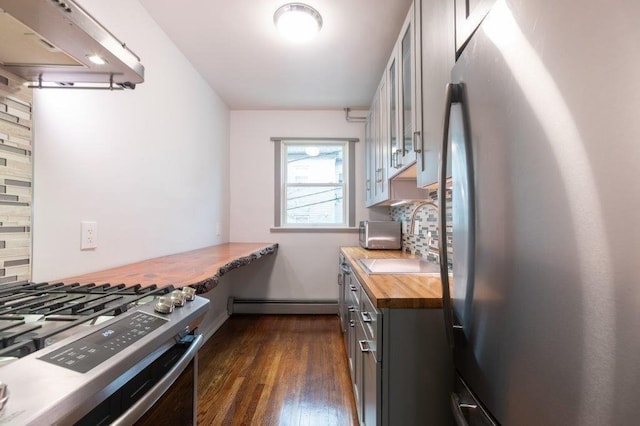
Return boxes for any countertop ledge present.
[61,243,279,294]
[340,246,444,309]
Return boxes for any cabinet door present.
[397,2,418,171]
[364,114,374,206]
[347,286,358,380]
[374,75,389,204]
[416,0,455,187]
[365,77,385,207]
[338,258,350,334]
[387,53,400,175]
[362,346,380,426]
[350,310,361,419]
[355,322,367,424]
[454,0,495,55]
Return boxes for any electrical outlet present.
[81,221,97,250]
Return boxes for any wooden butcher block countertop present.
[340,246,444,309]
[62,243,278,294]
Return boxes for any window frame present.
[273,137,357,229]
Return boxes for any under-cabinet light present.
[86,54,107,65]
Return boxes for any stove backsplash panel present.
[0,69,33,285]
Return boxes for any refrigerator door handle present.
[439,82,475,349]
[438,83,461,349]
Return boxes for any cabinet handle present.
[348,305,356,312]
[361,311,372,323]
[358,340,371,353]
[349,285,358,292]
[366,179,371,191]
[350,320,356,327]
[395,149,403,168]
[414,131,422,153]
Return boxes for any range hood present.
[0,0,144,89]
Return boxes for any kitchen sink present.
[356,258,441,275]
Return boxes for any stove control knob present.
[182,286,196,301]
[154,296,174,314]
[171,290,186,307]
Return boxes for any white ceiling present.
[138,0,413,110]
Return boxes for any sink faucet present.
[409,201,438,236]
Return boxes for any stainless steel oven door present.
[77,333,203,426]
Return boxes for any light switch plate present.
[81,221,97,250]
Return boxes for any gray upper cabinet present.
[390,2,419,176]
[365,114,374,206]
[415,0,455,188]
[375,75,389,204]
[387,52,399,174]
[454,0,495,55]
[366,2,422,207]
[400,12,418,168]
[365,72,390,207]
[367,0,496,193]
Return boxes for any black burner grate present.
[0,282,176,357]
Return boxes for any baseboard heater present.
[228,297,338,315]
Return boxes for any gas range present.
[0,281,209,425]
[0,281,181,358]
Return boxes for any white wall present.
[31,0,230,283]
[229,110,384,300]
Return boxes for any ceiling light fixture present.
[274,3,323,43]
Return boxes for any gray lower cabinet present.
[340,259,454,425]
[381,308,453,425]
[359,321,380,426]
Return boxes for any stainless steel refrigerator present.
[437,0,640,424]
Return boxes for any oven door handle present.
[111,333,204,426]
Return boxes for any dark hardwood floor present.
[197,315,358,425]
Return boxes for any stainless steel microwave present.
[359,221,402,250]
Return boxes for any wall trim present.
[228,297,338,315]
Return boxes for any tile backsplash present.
[390,187,453,266]
[0,70,33,285]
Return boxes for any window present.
[273,138,357,228]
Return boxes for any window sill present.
[270,227,359,233]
